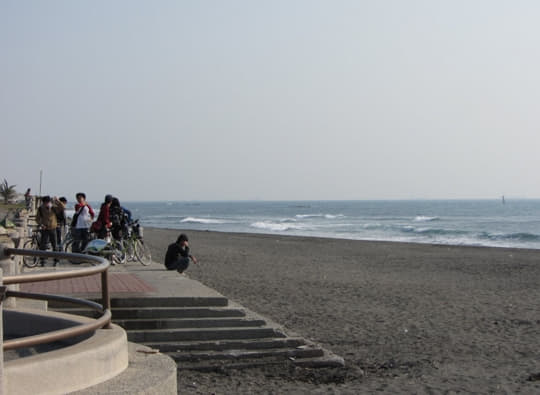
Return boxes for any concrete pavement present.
[20,259,224,301]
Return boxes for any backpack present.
[71,206,85,228]
[110,206,124,227]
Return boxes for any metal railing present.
[2,248,111,351]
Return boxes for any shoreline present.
[143,227,540,394]
[146,225,540,253]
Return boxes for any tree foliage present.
[0,179,17,204]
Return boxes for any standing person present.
[110,197,128,240]
[92,194,113,239]
[121,203,132,224]
[53,196,67,248]
[36,196,59,266]
[24,188,32,210]
[164,234,198,274]
[72,192,95,253]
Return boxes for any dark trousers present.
[56,226,63,248]
[73,228,90,253]
[166,257,190,273]
[40,229,58,263]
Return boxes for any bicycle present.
[22,226,62,268]
[129,220,152,266]
[116,220,152,266]
[63,227,93,263]
[84,236,126,265]
[53,225,72,253]
[22,227,43,268]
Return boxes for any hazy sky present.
[2,1,540,201]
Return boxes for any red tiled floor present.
[20,273,155,294]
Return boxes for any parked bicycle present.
[61,219,151,266]
[84,237,126,266]
[126,219,152,266]
[22,226,67,268]
[63,227,93,262]
[22,227,43,268]
[115,220,152,266]
[58,226,73,252]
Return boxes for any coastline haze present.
[1,1,539,201]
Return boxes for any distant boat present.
[502,195,506,205]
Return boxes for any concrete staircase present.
[51,296,344,371]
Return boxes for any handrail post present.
[0,239,16,309]
[0,266,6,394]
[101,270,111,329]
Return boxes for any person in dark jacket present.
[164,234,198,274]
[110,197,128,240]
[92,194,113,239]
[36,195,59,266]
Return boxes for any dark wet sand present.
[145,228,540,394]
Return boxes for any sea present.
[87,199,540,250]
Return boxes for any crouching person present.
[165,234,197,274]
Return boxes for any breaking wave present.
[251,221,308,232]
[414,216,439,222]
[479,232,540,242]
[295,213,344,219]
[180,217,227,224]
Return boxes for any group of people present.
[34,192,198,274]
[71,193,133,253]
[90,194,132,241]
[34,192,132,266]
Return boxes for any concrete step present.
[53,306,246,319]
[173,354,346,372]
[50,296,228,309]
[138,337,344,371]
[141,337,307,353]
[50,295,345,372]
[108,297,228,308]
[127,326,285,343]
[115,306,247,319]
[168,345,324,363]
[115,317,266,330]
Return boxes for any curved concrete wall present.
[4,309,128,395]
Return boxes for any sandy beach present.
[142,227,540,394]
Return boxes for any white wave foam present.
[325,214,344,219]
[414,216,439,222]
[251,221,306,232]
[295,214,323,219]
[180,217,226,224]
[295,213,344,219]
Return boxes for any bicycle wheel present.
[125,239,136,262]
[135,239,152,266]
[64,239,83,264]
[111,240,127,264]
[62,231,73,252]
[23,238,40,268]
[63,239,73,253]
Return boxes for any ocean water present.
[109,200,540,250]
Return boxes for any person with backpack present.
[92,194,113,239]
[72,192,95,253]
[36,195,59,266]
[110,197,128,240]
